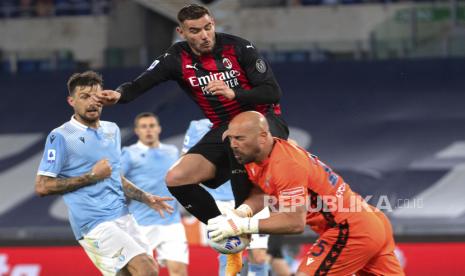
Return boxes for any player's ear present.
[67,96,75,108]
[176,26,184,38]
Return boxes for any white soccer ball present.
[207,233,250,254]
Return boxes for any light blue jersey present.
[182,119,234,201]
[37,117,128,240]
[121,142,181,226]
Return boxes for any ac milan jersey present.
[117,33,282,127]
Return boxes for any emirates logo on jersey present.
[188,70,241,95]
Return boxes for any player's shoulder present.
[188,118,212,131]
[100,120,120,131]
[170,41,189,52]
[122,143,139,153]
[48,121,73,139]
[270,140,308,174]
[121,144,141,162]
[159,143,179,154]
[218,32,252,47]
[161,41,188,59]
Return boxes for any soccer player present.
[182,119,270,276]
[121,113,188,276]
[35,71,173,276]
[207,111,405,276]
[94,4,289,227]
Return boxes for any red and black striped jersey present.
[117,33,283,127]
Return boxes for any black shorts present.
[187,112,289,188]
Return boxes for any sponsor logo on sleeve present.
[47,149,56,162]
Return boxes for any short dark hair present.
[177,4,211,23]
[134,112,159,127]
[67,71,103,96]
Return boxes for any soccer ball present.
[207,232,250,254]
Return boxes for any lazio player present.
[122,113,188,276]
[35,71,173,275]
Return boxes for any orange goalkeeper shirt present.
[245,138,367,235]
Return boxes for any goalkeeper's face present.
[226,123,264,165]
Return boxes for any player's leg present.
[152,223,189,276]
[125,253,158,276]
[166,126,230,224]
[121,215,160,276]
[78,215,157,276]
[247,207,271,276]
[166,153,222,223]
[165,260,187,276]
[268,235,292,276]
[248,248,268,276]
[139,223,189,276]
[297,221,374,276]
[358,211,404,276]
[271,258,292,276]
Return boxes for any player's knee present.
[165,168,185,187]
[249,249,268,264]
[130,255,158,276]
[140,258,158,276]
[168,262,187,276]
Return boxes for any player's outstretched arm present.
[35,159,111,196]
[121,176,174,217]
[93,89,121,106]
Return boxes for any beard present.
[77,108,101,124]
[232,146,260,165]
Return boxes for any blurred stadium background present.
[1,0,465,275]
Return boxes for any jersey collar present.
[136,141,161,151]
[70,116,101,131]
[70,116,88,130]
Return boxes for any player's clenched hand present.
[206,80,235,100]
[90,159,112,181]
[206,209,258,242]
[144,194,174,218]
[93,90,121,106]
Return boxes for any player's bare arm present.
[237,186,266,216]
[121,176,174,217]
[258,204,306,234]
[35,159,111,196]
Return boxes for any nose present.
[200,29,208,40]
[230,138,238,149]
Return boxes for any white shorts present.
[215,200,270,249]
[78,214,153,276]
[138,222,189,266]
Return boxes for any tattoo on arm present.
[36,173,98,196]
[121,176,148,203]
